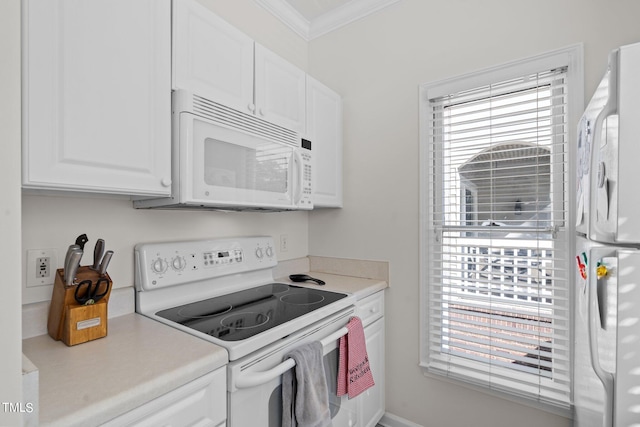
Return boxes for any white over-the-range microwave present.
[134,90,313,211]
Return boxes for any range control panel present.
[135,236,277,291]
[203,249,243,267]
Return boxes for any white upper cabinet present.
[172,0,254,114]
[254,44,306,134]
[22,0,172,196]
[306,76,343,207]
[173,0,306,134]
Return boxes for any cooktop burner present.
[155,283,347,341]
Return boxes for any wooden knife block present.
[47,266,112,346]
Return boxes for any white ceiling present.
[253,0,400,40]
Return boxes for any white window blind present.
[423,67,571,408]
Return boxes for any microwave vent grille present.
[192,95,299,146]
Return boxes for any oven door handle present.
[235,326,349,389]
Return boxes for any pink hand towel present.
[336,316,375,398]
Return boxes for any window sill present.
[419,362,573,420]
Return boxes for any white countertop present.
[22,259,388,426]
[22,313,228,427]
[276,271,388,300]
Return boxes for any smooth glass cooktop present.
[155,283,347,341]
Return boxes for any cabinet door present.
[361,317,385,427]
[306,77,343,207]
[254,44,306,134]
[172,0,254,114]
[22,0,172,196]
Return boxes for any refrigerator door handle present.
[587,248,615,427]
[588,64,618,241]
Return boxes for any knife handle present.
[65,250,82,287]
[98,250,113,276]
[63,244,81,283]
[75,234,89,250]
[92,239,105,270]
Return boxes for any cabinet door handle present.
[161,177,172,187]
[248,103,256,112]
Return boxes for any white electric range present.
[134,236,359,426]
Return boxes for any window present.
[419,47,582,411]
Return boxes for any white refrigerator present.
[575,41,640,427]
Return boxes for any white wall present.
[23,195,309,299]
[21,0,310,304]
[1,0,23,425]
[308,0,640,426]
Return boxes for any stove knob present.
[255,247,264,259]
[151,257,167,274]
[171,256,186,271]
[265,246,274,258]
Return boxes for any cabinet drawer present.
[356,291,384,327]
[103,368,226,427]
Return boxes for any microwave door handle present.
[293,150,303,205]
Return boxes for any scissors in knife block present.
[74,278,110,305]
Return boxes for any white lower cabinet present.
[356,291,386,427]
[102,368,226,427]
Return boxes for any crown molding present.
[309,0,400,39]
[254,0,311,40]
[254,0,400,41]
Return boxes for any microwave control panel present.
[298,139,313,209]
[302,151,312,199]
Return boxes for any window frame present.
[418,45,583,416]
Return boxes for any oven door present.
[181,112,300,210]
[227,307,358,427]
